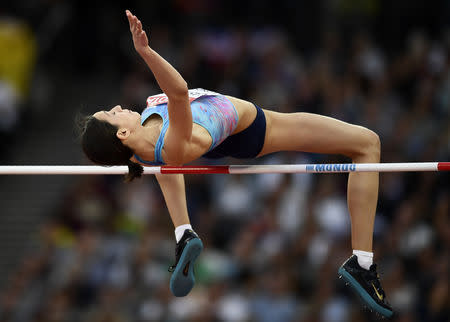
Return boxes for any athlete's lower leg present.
[346,130,380,253]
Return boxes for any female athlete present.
[79,10,392,317]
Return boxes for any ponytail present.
[125,160,144,182]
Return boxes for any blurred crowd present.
[0,1,449,322]
[0,14,36,154]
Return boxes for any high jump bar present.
[0,162,449,175]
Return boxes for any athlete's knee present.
[351,127,381,161]
[361,128,380,160]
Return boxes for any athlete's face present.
[93,105,141,131]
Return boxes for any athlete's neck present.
[130,124,159,162]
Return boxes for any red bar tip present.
[437,162,450,171]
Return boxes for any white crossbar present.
[0,162,448,175]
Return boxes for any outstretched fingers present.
[126,10,137,32]
[126,10,143,35]
[125,9,149,50]
[126,11,134,31]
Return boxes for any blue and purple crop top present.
[134,89,238,165]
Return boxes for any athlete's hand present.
[126,10,149,53]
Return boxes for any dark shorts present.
[203,104,266,159]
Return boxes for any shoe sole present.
[170,238,203,297]
[338,267,393,318]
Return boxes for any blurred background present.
[0,0,449,321]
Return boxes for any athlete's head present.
[79,105,143,182]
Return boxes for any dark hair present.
[78,115,143,182]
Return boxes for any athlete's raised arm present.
[126,10,192,164]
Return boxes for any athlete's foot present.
[338,255,393,318]
[168,229,203,297]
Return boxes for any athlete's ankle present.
[175,224,193,243]
[352,249,373,270]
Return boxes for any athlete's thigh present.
[258,110,375,157]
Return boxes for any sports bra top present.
[134,88,238,165]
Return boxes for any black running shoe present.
[338,255,393,318]
[168,229,203,297]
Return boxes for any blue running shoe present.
[338,255,393,318]
[168,229,203,297]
